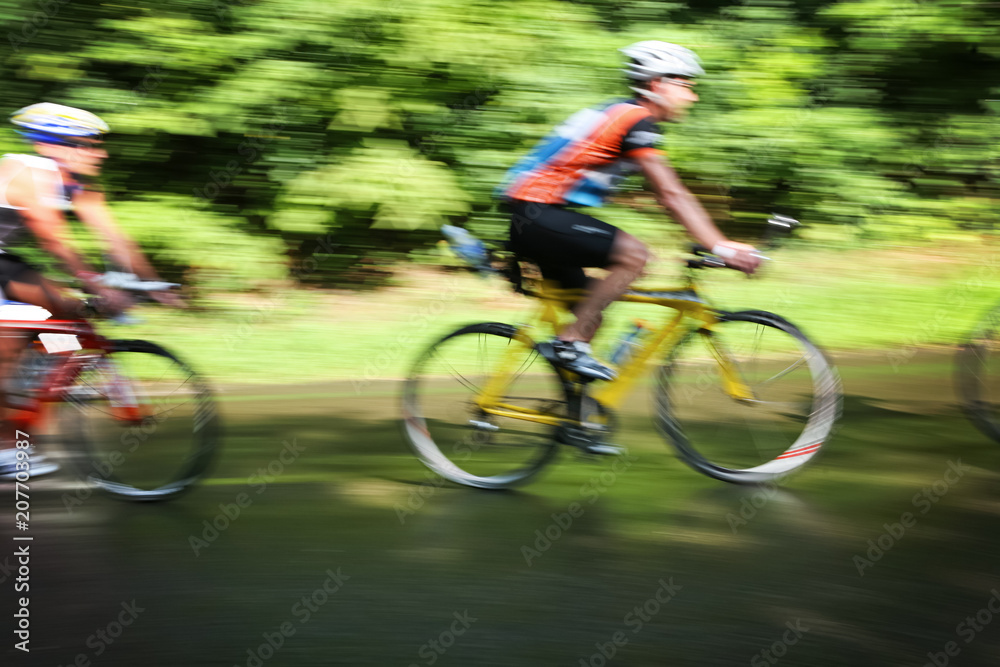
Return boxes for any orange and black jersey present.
[498,99,662,207]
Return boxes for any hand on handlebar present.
[149,290,185,308]
[97,286,133,316]
[84,281,133,317]
[712,240,762,275]
[82,271,185,310]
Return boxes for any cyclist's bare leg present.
[5,277,81,320]
[0,330,22,401]
[0,278,80,440]
[0,275,81,377]
[569,308,602,338]
[558,232,648,343]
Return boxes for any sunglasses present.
[57,138,105,149]
[26,133,105,149]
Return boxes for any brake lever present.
[687,214,793,270]
[762,214,800,250]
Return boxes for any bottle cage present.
[493,243,529,296]
[441,227,634,300]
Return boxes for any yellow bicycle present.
[402,219,841,488]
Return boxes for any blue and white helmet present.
[11,103,110,145]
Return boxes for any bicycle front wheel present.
[956,302,1000,442]
[402,322,565,489]
[61,339,221,501]
[656,310,841,484]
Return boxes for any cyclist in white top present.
[0,103,176,479]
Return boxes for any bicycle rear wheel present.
[655,310,840,484]
[956,302,1000,442]
[402,322,565,489]
[60,339,220,501]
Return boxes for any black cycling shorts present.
[504,200,620,290]
[0,252,41,290]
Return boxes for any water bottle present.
[441,225,489,272]
[610,321,647,367]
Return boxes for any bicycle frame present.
[474,277,754,428]
[0,318,125,430]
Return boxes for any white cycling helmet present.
[620,40,704,83]
[11,102,109,145]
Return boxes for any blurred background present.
[3,1,1000,666]
[0,0,997,382]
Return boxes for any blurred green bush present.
[0,0,996,291]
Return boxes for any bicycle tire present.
[402,322,564,489]
[60,339,221,501]
[956,301,1000,442]
[655,310,841,484]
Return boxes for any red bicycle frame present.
[0,317,144,431]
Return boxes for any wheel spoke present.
[958,302,1000,441]
[403,325,564,489]
[62,341,218,500]
[754,354,809,388]
[657,312,839,482]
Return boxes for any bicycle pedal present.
[578,442,627,458]
[468,419,500,432]
[556,425,625,457]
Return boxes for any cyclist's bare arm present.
[74,189,154,278]
[8,168,99,280]
[73,190,182,306]
[635,151,760,274]
[6,168,127,311]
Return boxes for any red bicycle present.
[3,277,220,501]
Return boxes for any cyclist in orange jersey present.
[498,41,761,381]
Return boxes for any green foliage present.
[0,0,996,291]
[273,139,471,232]
[109,196,288,290]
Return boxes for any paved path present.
[3,349,1000,666]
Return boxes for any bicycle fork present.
[702,331,756,402]
[81,357,148,424]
